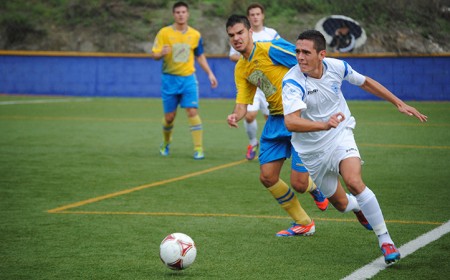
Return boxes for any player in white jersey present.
[282,30,427,265]
[229,3,278,160]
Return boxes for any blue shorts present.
[291,149,308,173]
[259,115,308,173]
[161,73,199,113]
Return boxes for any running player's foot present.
[354,210,373,230]
[381,243,401,265]
[276,220,315,237]
[193,147,204,160]
[309,188,329,211]
[159,143,170,156]
[246,142,259,160]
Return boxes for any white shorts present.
[299,128,361,198]
[247,88,269,115]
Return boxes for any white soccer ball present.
[159,233,197,270]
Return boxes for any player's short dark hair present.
[173,1,188,12]
[247,3,265,15]
[297,30,326,52]
[226,14,251,30]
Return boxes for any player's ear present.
[319,49,326,60]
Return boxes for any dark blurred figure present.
[329,23,355,52]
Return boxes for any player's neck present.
[309,65,324,79]
[251,25,263,33]
[241,41,254,60]
[173,22,188,32]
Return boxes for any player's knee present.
[344,178,365,194]
[291,179,308,193]
[332,199,348,212]
[164,114,176,124]
[185,108,198,118]
[259,173,278,188]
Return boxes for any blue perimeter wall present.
[0,53,449,100]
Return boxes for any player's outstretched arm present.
[360,77,428,122]
[196,54,218,88]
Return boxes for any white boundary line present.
[0,98,92,105]
[342,220,450,280]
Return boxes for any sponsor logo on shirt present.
[307,89,318,95]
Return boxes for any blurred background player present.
[229,3,278,160]
[226,15,329,237]
[151,1,218,160]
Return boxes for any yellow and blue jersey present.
[235,38,297,115]
[152,25,204,76]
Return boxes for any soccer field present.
[0,96,449,279]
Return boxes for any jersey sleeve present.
[267,38,298,69]
[342,60,366,86]
[282,72,307,115]
[151,29,165,53]
[194,37,204,57]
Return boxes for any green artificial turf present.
[0,96,449,279]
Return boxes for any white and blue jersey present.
[282,57,366,154]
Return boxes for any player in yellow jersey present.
[151,1,218,160]
[226,15,329,236]
[229,3,276,161]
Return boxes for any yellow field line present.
[49,210,444,226]
[47,159,248,213]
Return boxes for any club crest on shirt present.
[331,82,340,94]
[172,43,190,62]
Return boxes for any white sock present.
[377,232,394,247]
[342,193,360,213]
[356,187,393,246]
[244,119,258,146]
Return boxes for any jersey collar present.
[248,42,257,61]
